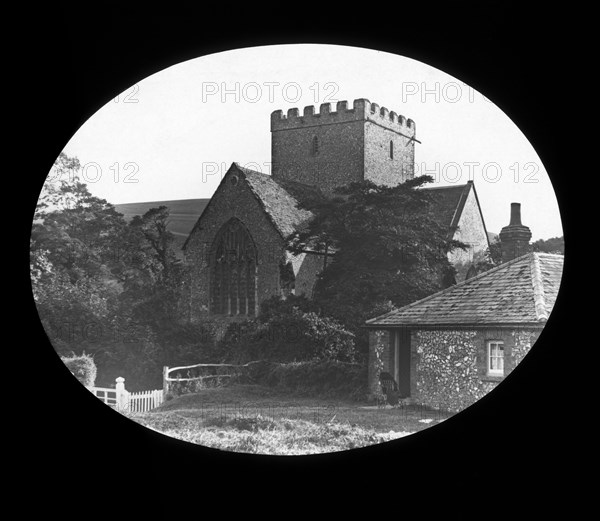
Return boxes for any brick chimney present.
[499,202,532,262]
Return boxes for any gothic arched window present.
[209,218,257,316]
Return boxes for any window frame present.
[209,218,257,317]
[486,340,505,377]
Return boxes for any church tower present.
[271,98,416,194]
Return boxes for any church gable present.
[183,163,289,323]
[183,163,280,253]
[182,162,326,324]
[423,181,489,281]
[450,182,490,264]
[238,165,317,239]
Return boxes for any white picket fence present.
[127,389,164,413]
[87,377,164,413]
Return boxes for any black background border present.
[19,2,576,513]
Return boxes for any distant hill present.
[113,200,560,258]
[114,198,209,256]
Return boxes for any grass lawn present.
[124,384,454,455]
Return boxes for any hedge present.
[61,353,97,387]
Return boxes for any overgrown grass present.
[125,384,452,455]
[129,411,411,454]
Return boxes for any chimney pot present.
[499,202,532,263]
[509,202,523,226]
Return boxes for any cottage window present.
[209,218,257,316]
[487,341,504,376]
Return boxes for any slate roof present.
[238,164,318,238]
[365,253,564,328]
[421,182,489,244]
[421,183,471,230]
[184,164,487,249]
[242,169,482,240]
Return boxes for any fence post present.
[163,366,169,398]
[115,377,128,412]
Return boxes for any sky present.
[59,44,563,241]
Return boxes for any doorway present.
[393,329,411,398]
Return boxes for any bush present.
[218,304,356,364]
[61,353,97,387]
[261,360,367,401]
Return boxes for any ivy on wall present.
[371,330,387,401]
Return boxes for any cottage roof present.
[365,252,564,328]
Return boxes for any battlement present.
[271,98,415,136]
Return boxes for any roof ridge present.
[448,182,471,230]
[234,163,269,178]
[365,252,535,324]
[530,252,548,321]
[421,183,470,191]
[534,252,564,259]
[237,164,287,239]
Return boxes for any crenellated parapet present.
[271,98,415,136]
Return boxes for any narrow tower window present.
[311,135,319,156]
[390,140,394,159]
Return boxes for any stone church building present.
[182,99,489,332]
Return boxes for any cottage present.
[365,250,563,412]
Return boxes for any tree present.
[532,236,564,255]
[32,153,128,282]
[216,296,356,364]
[286,176,467,358]
[31,153,201,390]
[467,238,502,277]
[31,154,126,359]
[119,206,184,327]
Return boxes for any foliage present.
[264,360,367,400]
[130,386,453,454]
[61,353,97,387]
[532,236,564,255]
[467,239,503,278]
[131,411,408,455]
[258,294,319,322]
[217,301,356,364]
[285,176,466,358]
[31,153,212,391]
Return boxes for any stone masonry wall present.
[183,167,286,333]
[364,120,414,186]
[293,252,326,298]
[448,186,490,282]
[412,328,541,412]
[368,327,541,410]
[271,99,415,195]
[271,118,365,193]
